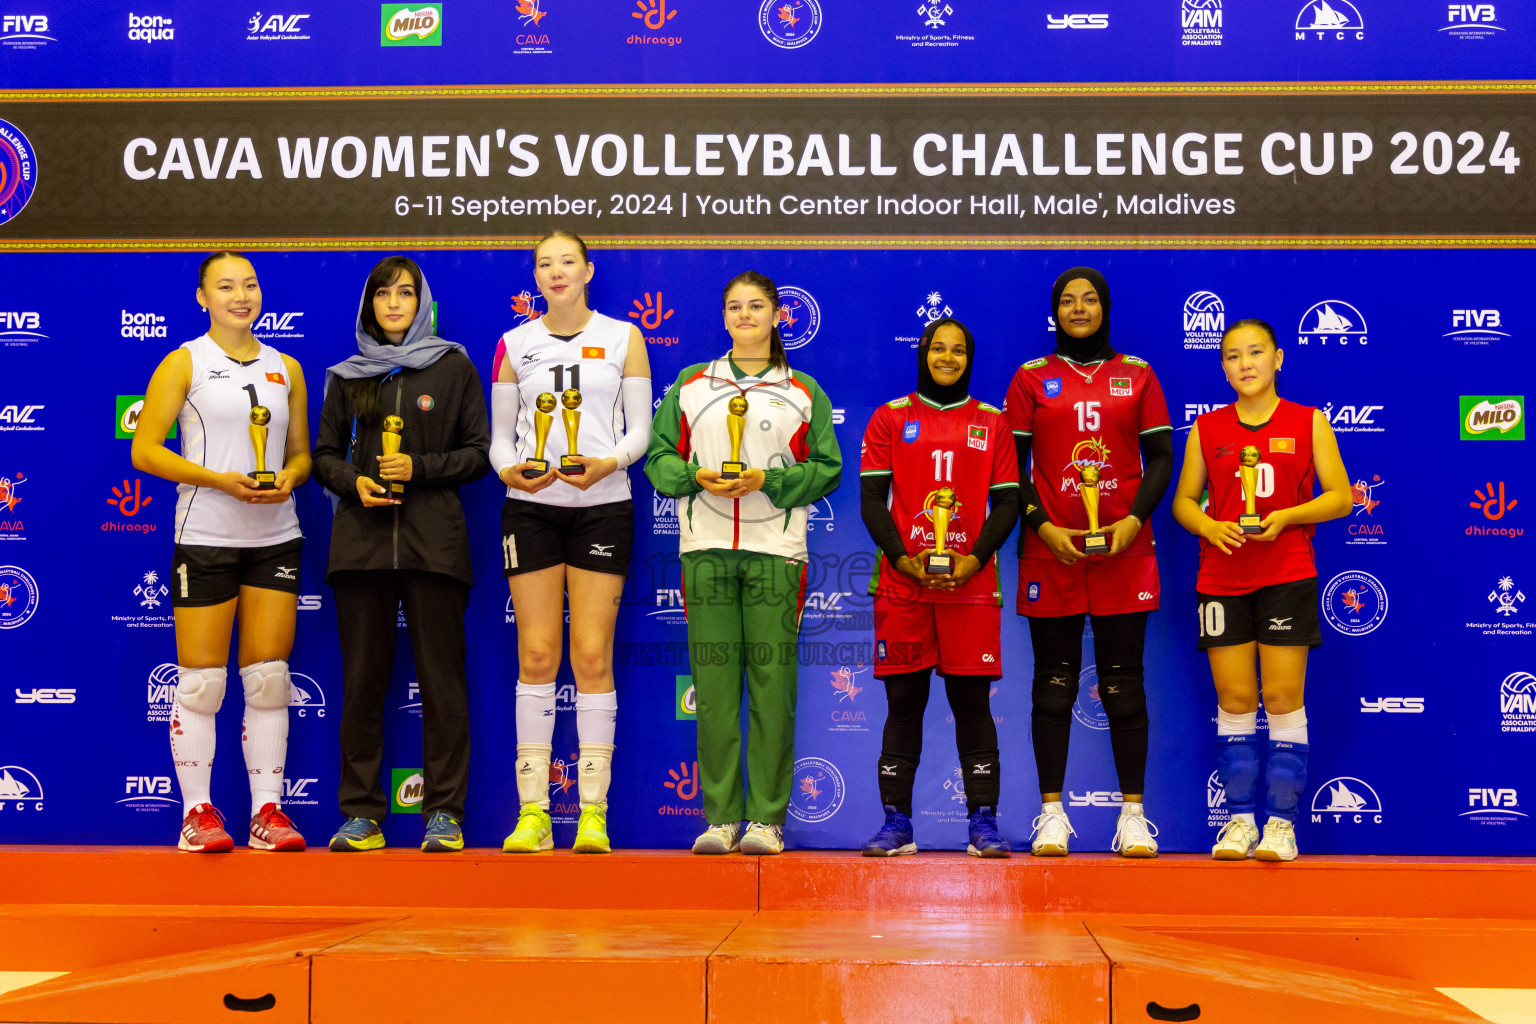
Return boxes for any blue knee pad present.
[1216,734,1259,814]
[1266,740,1310,822]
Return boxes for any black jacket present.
[313,350,491,586]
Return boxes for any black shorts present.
[1197,577,1320,650]
[501,499,633,577]
[171,538,304,607]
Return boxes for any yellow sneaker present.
[572,805,611,854]
[502,803,553,853]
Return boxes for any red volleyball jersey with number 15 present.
[1003,353,1171,560]
[1196,399,1318,596]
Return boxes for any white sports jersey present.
[500,310,632,508]
[173,335,303,548]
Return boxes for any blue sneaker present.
[966,806,1012,858]
[861,805,917,857]
[421,811,464,853]
[328,817,385,852]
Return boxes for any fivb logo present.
[0,765,44,810]
[0,311,46,348]
[651,588,686,625]
[119,775,177,811]
[1297,300,1368,345]
[1,15,54,44]
[288,672,325,718]
[1446,309,1508,345]
[400,680,422,716]
[1182,291,1225,350]
[1310,776,1383,824]
[1181,0,1221,45]
[1463,786,1524,824]
[1443,4,1502,38]
[1499,671,1536,734]
[122,310,168,340]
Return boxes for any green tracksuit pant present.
[682,549,806,825]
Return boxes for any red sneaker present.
[178,803,235,853]
[249,803,306,852]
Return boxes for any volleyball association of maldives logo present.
[775,286,820,351]
[0,119,38,227]
[760,0,822,48]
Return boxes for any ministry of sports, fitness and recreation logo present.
[1311,776,1382,824]
[1499,671,1536,733]
[1321,570,1388,635]
[1071,664,1108,730]
[0,765,43,810]
[899,291,955,349]
[1182,290,1225,350]
[0,565,39,629]
[787,756,844,823]
[775,286,820,350]
[1461,396,1525,440]
[1295,0,1364,40]
[381,3,441,46]
[1182,0,1222,45]
[0,118,38,226]
[1297,300,1368,345]
[760,0,821,48]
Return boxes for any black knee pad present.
[1031,662,1079,722]
[1097,666,1148,730]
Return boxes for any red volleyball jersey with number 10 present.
[861,394,1017,605]
[1196,399,1318,595]
[1003,353,1171,560]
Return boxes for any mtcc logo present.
[1311,776,1382,823]
[787,756,844,823]
[1295,0,1364,39]
[289,672,325,718]
[0,765,44,810]
[1297,300,1367,344]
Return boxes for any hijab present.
[916,316,975,406]
[1050,266,1115,364]
[325,265,464,394]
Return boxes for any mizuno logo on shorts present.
[589,544,613,556]
[275,566,297,580]
[1269,617,1293,630]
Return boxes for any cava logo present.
[1182,0,1221,45]
[0,471,24,540]
[0,765,43,809]
[1346,473,1385,545]
[247,12,312,40]
[1311,776,1382,823]
[1,14,54,47]
[1295,0,1364,39]
[1461,396,1525,439]
[127,12,175,43]
[0,119,37,226]
[1446,309,1508,345]
[0,311,46,348]
[1463,787,1524,825]
[1297,300,1367,345]
[253,311,305,340]
[787,755,844,823]
[391,768,425,811]
[119,774,176,810]
[1322,570,1388,636]
[1443,4,1501,39]
[381,3,441,45]
[1182,291,1225,349]
[513,0,551,51]
[759,0,822,49]
[1499,671,1536,733]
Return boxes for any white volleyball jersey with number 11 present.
[499,310,632,508]
[173,334,302,548]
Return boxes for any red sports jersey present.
[1196,399,1318,595]
[1003,353,1171,559]
[862,394,1018,604]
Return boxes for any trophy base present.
[387,482,405,502]
[1239,514,1264,535]
[1083,532,1110,554]
[251,471,277,491]
[522,459,549,479]
[560,456,585,476]
[924,553,954,575]
[720,461,745,481]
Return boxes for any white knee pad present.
[578,742,615,809]
[175,665,227,715]
[240,659,291,710]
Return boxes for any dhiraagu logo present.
[381,3,442,45]
[391,767,424,812]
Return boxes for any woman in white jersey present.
[490,230,653,855]
[131,250,311,854]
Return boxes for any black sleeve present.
[1013,433,1050,531]
[860,474,908,568]
[416,358,492,486]
[970,486,1019,565]
[1129,429,1175,523]
[312,379,361,498]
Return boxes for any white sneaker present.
[1029,807,1076,857]
[1111,811,1159,858]
[692,821,742,855]
[740,821,784,856]
[1211,817,1261,860]
[1255,818,1298,862]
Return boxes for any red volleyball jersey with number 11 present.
[1196,399,1318,596]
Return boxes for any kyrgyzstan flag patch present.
[1270,437,1295,454]
[967,424,988,451]
[581,346,605,360]
[266,372,286,385]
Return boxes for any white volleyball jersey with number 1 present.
[173,334,303,548]
[499,310,632,508]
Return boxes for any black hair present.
[722,270,788,371]
[347,255,424,426]
[1222,318,1279,348]
[197,250,251,289]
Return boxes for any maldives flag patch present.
[1109,377,1132,396]
[1270,437,1296,454]
[967,424,988,451]
[581,346,605,360]
[266,372,286,385]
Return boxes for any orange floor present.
[1,847,1534,1023]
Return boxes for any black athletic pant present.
[1027,611,1149,796]
[334,569,471,822]
[876,670,1000,815]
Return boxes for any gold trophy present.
[381,415,406,501]
[925,487,957,575]
[559,388,584,475]
[523,392,557,478]
[722,394,749,480]
[1080,464,1109,553]
[248,406,277,490]
[1238,445,1264,534]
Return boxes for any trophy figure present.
[722,394,749,480]
[559,388,584,475]
[523,392,557,478]
[1238,445,1263,534]
[1080,464,1109,553]
[248,406,277,490]
[381,415,406,501]
[925,487,957,575]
